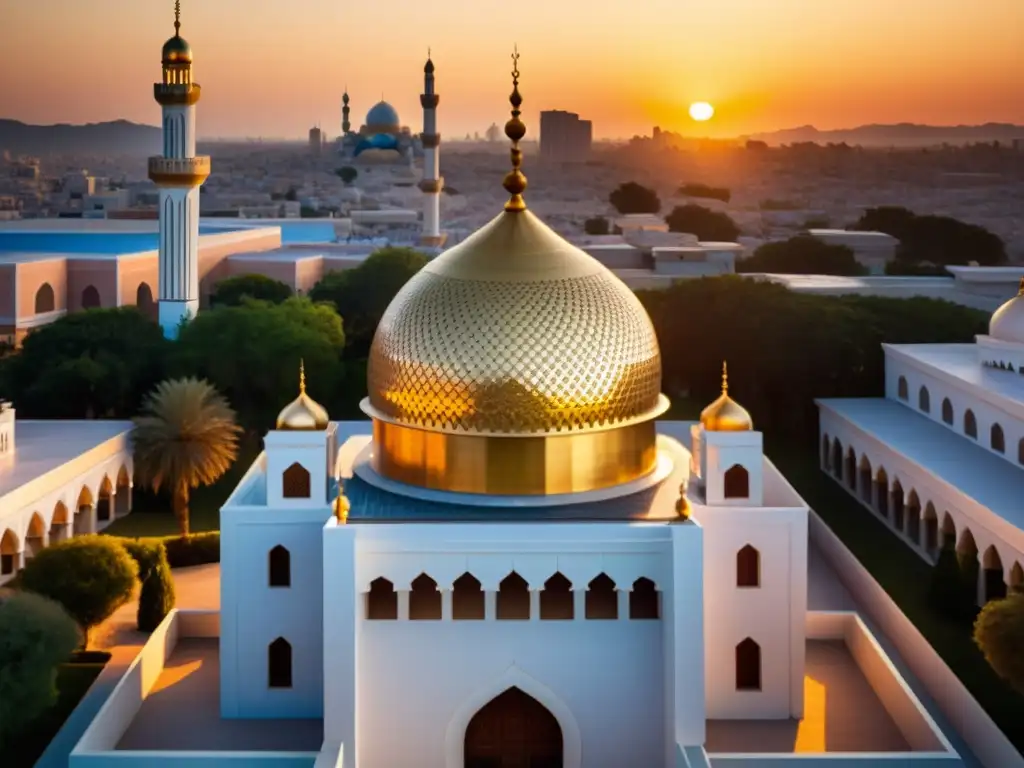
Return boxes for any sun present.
[689,102,715,122]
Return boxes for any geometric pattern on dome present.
[367,271,663,434]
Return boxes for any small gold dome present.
[162,35,192,64]
[700,362,753,432]
[675,493,691,519]
[276,361,329,431]
[989,277,1024,345]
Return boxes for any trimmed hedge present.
[121,540,176,631]
[111,531,220,568]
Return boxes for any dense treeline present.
[0,265,987,448]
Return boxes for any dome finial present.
[173,0,181,35]
[502,45,528,212]
[721,360,729,394]
[299,358,307,395]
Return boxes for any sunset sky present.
[2,0,1022,140]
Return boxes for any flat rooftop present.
[817,396,1024,529]
[116,639,323,752]
[0,419,131,498]
[885,343,1024,409]
[706,641,908,754]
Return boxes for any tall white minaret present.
[149,1,210,338]
[418,52,446,248]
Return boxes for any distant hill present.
[0,119,162,156]
[742,123,1024,148]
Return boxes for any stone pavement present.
[34,564,221,768]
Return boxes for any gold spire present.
[276,359,330,430]
[675,487,691,519]
[502,46,528,212]
[700,361,753,432]
[174,0,181,35]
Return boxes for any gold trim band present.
[148,171,210,187]
[371,417,659,495]
[153,83,202,106]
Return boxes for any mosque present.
[337,93,419,161]
[63,10,1000,768]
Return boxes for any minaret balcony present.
[154,82,202,107]
[148,156,211,187]
[418,177,445,194]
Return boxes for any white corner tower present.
[149,1,210,339]
[418,52,446,248]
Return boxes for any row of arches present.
[896,375,1024,464]
[32,283,156,317]
[822,433,1023,604]
[366,573,661,621]
[1,467,131,580]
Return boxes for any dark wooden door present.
[465,687,563,768]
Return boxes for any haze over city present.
[3,0,1023,140]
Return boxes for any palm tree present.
[132,378,242,537]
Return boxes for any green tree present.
[852,207,1006,267]
[121,540,176,631]
[132,378,242,537]
[974,591,1024,694]
[678,183,731,203]
[210,274,293,307]
[609,182,661,215]
[737,236,866,276]
[0,592,82,749]
[172,297,346,430]
[0,308,169,419]
[664,204,740,241]
[336,166,359,185]
[19,536,137,647]
[584,216,610,235]
[308,247,428,357]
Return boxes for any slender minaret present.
[342,89,351,135]
[149,1,210,338]
[418,51,445,247]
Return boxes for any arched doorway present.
[464,686,563,768]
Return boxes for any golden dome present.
[162,3,192,64]
[365,208,667,434]
[361,49,667,496]
[700,362,753,432]
[276,361,329,431]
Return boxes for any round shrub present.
[974,591,1024,694]
[19,535,137,646]
[0,592,82,748]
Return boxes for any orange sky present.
[2,0,1022,140]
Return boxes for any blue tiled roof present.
[343,473,667,523]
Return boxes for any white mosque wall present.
[220,504,329,719]
[883,345,1024,469]
[698,506,808,720]
[321,521,703,768]
[808,514,1024,768]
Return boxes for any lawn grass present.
[6,656,110,768]
[767,439,1024,753]
[102,441,261,538]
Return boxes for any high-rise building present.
[148,0,210,338]
[540,110,593,162]
[309,126,323,154]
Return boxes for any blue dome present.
[365,101,400,129]
[353,133,401,156]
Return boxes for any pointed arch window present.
[897,376,908,400]
[941,398,954,425]
[736,545,760,588]
[736,638,761,691]
[268,637,292,688]
[585,573,618,619]
[497,572,530,620]
[964,409,978,439]
[918,386,930,413]
[282,462,311,499]
[991,423,1005,454]
[409,573,442,620]
[629,577,660,620]
[540,572,573,620]
[452,572,485,620]
[367,578,398,620]
[269,545,290,587]
[724,464,750,499]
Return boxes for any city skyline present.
[2,0,1023,141]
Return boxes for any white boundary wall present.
[70,610,319,768]
[809,512,1024,768]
